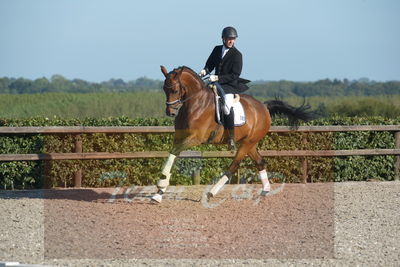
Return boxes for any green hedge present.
[0,116,399,189]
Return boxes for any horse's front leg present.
[151,137,199,203]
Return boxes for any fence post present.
[395,131,400,181]
[301,133,308,183]
[192,169,201,185]
[74,134,82,187]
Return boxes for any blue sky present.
[1,0,399,82]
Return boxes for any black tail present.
[264,98,315,128]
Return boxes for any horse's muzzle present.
[165,101,183,117]
[166,107,178,117]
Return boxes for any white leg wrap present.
[161,154,176,176]
[259,170,270,192]
[157,173,171,189]
[152,193,163,203]
[153,172,172,203]
[209,175,229,197]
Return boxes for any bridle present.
[164,71,196,108]
[164,78,185,107]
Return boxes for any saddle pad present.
[215,95,246,126]
[232,101,246,126]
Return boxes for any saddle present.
[209,84,246,126]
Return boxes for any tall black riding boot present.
[224,107,236,151]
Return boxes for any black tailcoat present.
[204,45,250,94]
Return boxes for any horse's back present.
[240,94,270,117]
[238,94,271,140]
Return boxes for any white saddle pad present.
[215,94,246,126]
[232,101,246,126]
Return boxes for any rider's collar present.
[222,45,230,58]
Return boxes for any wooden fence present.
[1,125,399,186]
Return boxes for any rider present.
[199,26,250,151]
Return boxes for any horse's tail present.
[264,98,315,128]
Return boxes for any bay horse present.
[152,66,313,203]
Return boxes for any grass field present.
[0,92,165,119]
[1,92,400,119]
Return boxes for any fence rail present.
[1,149,400,162]
[1,125,400,134]
[1,125,400,185]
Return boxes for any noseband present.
[164,81,184,107]
[164,71,188,108]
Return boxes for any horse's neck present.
[181,72,213,112]
[181,71,203,95]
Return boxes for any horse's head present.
[160,65,186,117]
[160,65,206,117]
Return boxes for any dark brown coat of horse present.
[152,65,313,202]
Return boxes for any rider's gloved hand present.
[199,69,207,77]
[209,75,219,82]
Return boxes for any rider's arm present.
[204,46,220,74]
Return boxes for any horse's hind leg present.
[248,145,270,194]
[208,142,254,198]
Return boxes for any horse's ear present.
[160,65,168,78]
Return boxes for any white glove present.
[199,69,207,77]
[209,75,219,82]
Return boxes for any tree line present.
[250,78,400,97]
[0,75,399,97]
[0,75,163,94]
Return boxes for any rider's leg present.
[223,94,236,151]
[225,107,236,151]
[223,94,234,115]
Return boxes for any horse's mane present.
[171,66,206,87]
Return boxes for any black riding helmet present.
[221,26,238,38]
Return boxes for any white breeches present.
[223,94,234,115]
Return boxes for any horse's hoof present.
[263,184,271,192]
[260,190,269,196]
[151,193,163,203]
[206,192,213,200]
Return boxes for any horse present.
[151,65,313,203]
